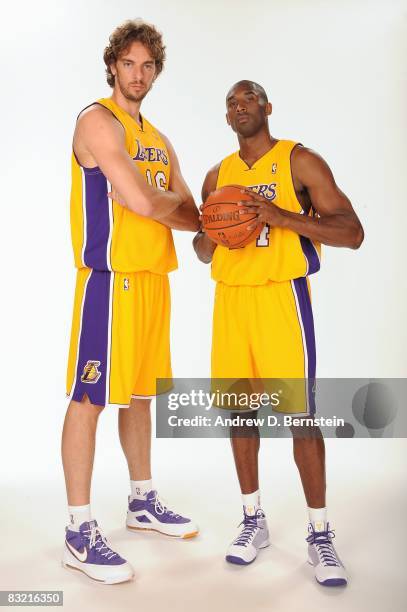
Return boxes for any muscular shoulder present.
[205,162,221,180]
[291,145,334,189]
[76,104,123,139]
[202,162,221,200]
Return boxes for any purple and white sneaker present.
[62,519,134,584]
[306,522,348,586]
[226,509,270,565]
[126,490,199,539]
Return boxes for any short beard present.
[116,75,152,103]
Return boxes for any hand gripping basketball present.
[201,185,265,249]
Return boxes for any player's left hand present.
[239,188,287,229]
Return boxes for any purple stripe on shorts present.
[292,277,316,415]
[71,270,112,407]
[300,235,320,275]
[82,168,111,270]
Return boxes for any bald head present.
[225,80,272,139]
[226,80,268,104]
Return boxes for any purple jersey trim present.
[292,277,316,415]
[300,236,321,275]
[81,170,112,270]
[73,101,118,271]
[288,144,321,276]
[71,270,113,407]
[300,235,321,275]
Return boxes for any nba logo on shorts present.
[81,360,102,384]
[124,278,130,291]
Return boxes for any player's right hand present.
[107,185,128,207]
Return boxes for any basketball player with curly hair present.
[62,19,199,584]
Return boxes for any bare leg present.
[118,398,152,481]
[230,415,260,494]
[290,425,326,508]
[61,395,104,505]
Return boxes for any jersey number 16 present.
[146,169,167,191]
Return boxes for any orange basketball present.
[202,185,264,249]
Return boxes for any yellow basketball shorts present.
[66,268,172,408]
[211,277,316,415]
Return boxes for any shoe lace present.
[234,515,262,547]
[306,525,340,567]
[150,491,182,518]
[82,525,117,560]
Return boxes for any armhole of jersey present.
[214,163,222,189]
[288,142,312,215]
[76,102,97,121]
[93,101,126,130]
[215,159,225,189]
[73,102,126,171]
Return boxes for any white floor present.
[1,438,405,612]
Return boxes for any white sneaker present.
[307,522,348,586]
[226,509,270,565]
[126,490,199,539]
[62,519,134,584]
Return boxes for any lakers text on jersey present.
[70,97,177,274]
[210,141,318,416]
[66,98,175,406]
[211,140,321,286]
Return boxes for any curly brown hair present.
[103,19,166,88]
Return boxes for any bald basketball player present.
[62,20,199,584]
[194,80,363,586]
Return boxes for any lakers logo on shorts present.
[81,360,102,384]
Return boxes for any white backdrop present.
[0,1,406,608]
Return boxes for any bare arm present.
[243,146,364,249]
[155,133,200,231]
[74,105,181,219]
[193,164,220,263]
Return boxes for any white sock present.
[130,479,153,499]
[308,506,327,532]
[68,503,92,531]
[242,490,261,516]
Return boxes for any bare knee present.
[290,424,323,441]
[128,398,152,411]
[230,412,260,440]
[67,395,105,419]
[290,425,325,465]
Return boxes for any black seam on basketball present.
[231,224,264,248]
[205,216,258,231]
[203,201,253,211]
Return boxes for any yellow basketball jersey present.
[211,140,321,285]
[70,97,178,273]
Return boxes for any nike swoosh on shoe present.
[65,540,88,562]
